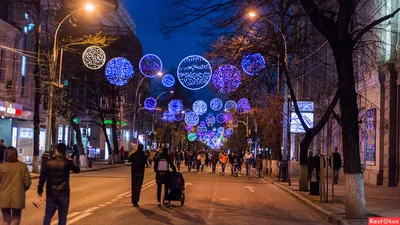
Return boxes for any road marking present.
[84,207,99,213]
[118,191,131,197]
[98,204,105,207]
[185,182,193,188]
[51,212,81,225]
[104,202,112,205]
[122,180,157,197]
[244,186,256,193]
[207,176,219,221]
[66,213,92,225]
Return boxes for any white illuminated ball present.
[82,46,106,70]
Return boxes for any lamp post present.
[44,3,95,155]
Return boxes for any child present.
[255,155,263,178]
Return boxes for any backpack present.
[157,158,169,172]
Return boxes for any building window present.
[0,50,4,82]
[58,125,64,143]
[64,126,69,146]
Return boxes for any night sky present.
[123,0,217,102]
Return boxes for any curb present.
[30,164,127,180]
[250,169,349,225]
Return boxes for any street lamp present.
[44,3,96,156]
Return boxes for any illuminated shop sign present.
[0,101,23,117]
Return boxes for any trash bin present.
[88,158,93,168]
[310,181,319,195]
[278,161,287,182]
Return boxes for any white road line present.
[104,202,112,205]
[111,199,117,202]
[50,212,81,225]
[98,204,105,207]
[66,213,92,225]
[84,207,99,213]
[122,180,157,197]
[118,191,131,197]
[118,180,156,197]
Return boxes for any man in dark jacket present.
[154,147,176,206]
[129,144,147,207]
[314,150,325,182]
[332,147,342,184]
[307,151,314,182]
[38,143,80,225]
[0,139,5,163]
[211,151,219,174]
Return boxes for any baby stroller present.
[164,172,185,206]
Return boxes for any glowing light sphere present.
[162,111,175,123]
[197,125,207,136]
[210,98,223,111]
[185,111,199,126]
[186,125,193,131]
[224,113,233,123]
[225,128,234,136]
[237,98,251,112]
[192,100,208,115]
[225,100,237,112]
[105,57,134,86]
[212,127,217,132]
[206,115,215,126]
[177,55,212,90]
[204,134,211,141]
[144,97,157,110]
[139,54,163,77]
[200,121,206,126]
[217,127,225,134]
[241,53,266,76]
[162,74,175,88]
[212,64,241,93]
[174,113,184,121]
[82,46,106,70]
[188,132,197,142]
[216,113,225,123]
[207,130,215,138]
[184,109,192,114]
[168,100,184,114]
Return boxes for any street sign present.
[247,138,253,144]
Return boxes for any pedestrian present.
[177,150,184,172]
[38,143,80,225]
[120,146,125,161]
[196,152,201,171]
[307,151,314,182]
[72,143,79,165]
[237,151,244,175]
[332,147,342,184]
[168,150,175,165]
[314,150,325,182]
[0,139,5,163]
[255,154,263,178]
[144,150,150,168]
[200,153,206,172]
[148,150,154,167]
[211,151,219,174]
[129,144,147,207]
[219,151,228,175]
[244,150,254,178]
[0,146,31,225]
[154,147,176,206]
[187,151,193,172]
[229,152,236,176]
[207,151,212,168]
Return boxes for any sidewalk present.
[254,164,400,225]
[29,161,127,179]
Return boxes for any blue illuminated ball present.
[193,100,207,115]
[212,64,241,93]
[224,113,233,122]
[105,57,134,86]
[162,74,175,88]
[174,113,184,121]
[206,115,216,127]
[185,111,199,126]
[210,98,223,111]
[237,98,251,112]
[225,100,237,112]
[168,100,184,114]
[162,111,175,123]
[225,128,234,136]
[197,125,207,136]
[241,53,266,76]
[217,127,224,134]
[139,54,163,78]
[216,113,225,123]
[144,97,157,110]
[188,132,197,142]
[177,55,212,90]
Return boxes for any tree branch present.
[299,0,337,38]
[311,89,339,134]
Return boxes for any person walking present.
[120,146,125,161]
[211,151,219,174]
[148,150,154,167]
[237,151,244,175]
[187,151,193,172]
[0,139,6,163]
[255,154,263,178]
[332,147,342,184]
[244,150,254,178]
[0,146,31,225]
[72,144,79,165]
[307,151,314,182]
[129,144,147,207]
[176,150,183,172]
[200,153,206,172]
[196,152,201,172]
[314,150,325,182]
[219,151,228,175]
[229,152,236,176]
[38,143,80,225]
[154,148,176,206]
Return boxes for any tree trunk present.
[70,121,88,168]
[333,40,366,219]
[111,117,119,163]
[32,17,41,173]
[101,124,113,164]
[299,132,314,191]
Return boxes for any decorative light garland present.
[210,98,223,111]
[177,55,212,90]
[212,64,241,93]
[197,125,207,136]
[224,112,233,123]
[241,53,266,76]
[216,113,225,123]
[185,111,199,126]
[224,100,238,112]
[162,74,175,87]
[174,113,184,121]
[105,57,134,86]
[206,115,216,126]
[162,111,175,123]
[237,98,251,112]
[168,99,183,114]
[82,46,106,70]
[192,100,207,115]
[139,54,163,78]
[144,97,157,110]
[217,127,225,134]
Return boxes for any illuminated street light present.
[84,2,95,12]
[248,11,257,18]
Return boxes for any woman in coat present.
[0,146,31,225]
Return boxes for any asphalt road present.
[1,165,330,225]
